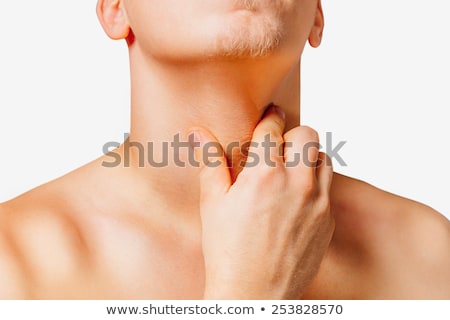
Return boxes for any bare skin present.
[1,156,448,299]
[1,0,449,299]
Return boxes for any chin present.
[130,0,296,62]
[208,10,285,59]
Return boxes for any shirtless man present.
[0,0,449,299]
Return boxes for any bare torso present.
[1,156,449,299]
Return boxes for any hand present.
[192,106,335,299]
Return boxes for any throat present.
[121,52,301,216]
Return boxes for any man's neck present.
[122,48,301,214]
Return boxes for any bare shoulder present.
[305,173,450,299]
[0,202,30,298]
[331,173,449,240]
[0,182,91,298]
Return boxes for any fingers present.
[283,126,320,180]
[246,105,286,168]
[316,152,333,198]
[189,128,232,202]
[189,111,333,204]
[283,127,333,203]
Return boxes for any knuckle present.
[256,165,286,188]
[256,118,284,137]
[314,196,331,219]
[319,197,331,214]
[298,178,317,199]
[300,126,319,141]
[272,116,285,131]
[299,126,320,143]
[295,171,316,194]
[284,126,320,155]
[264,128,284,144]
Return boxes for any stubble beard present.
[211,3,286,59]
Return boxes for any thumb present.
[189,128,232,203]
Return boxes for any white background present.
[0,300,449,320]
[0,0,449,219]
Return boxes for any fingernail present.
[264,103,285,120]
[271,105,286,120]
[317,157,323,167]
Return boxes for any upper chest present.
[81,214,206,299]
